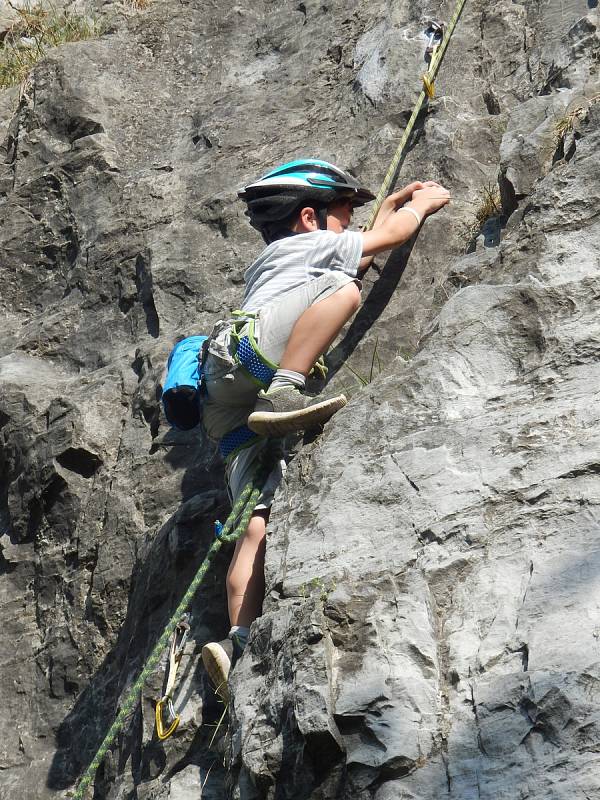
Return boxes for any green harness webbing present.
[72,465,269,799]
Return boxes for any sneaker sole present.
[201,643,231,704]
[247,394,347,437]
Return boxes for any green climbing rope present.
[365,0,468,230]
[72,466,268,799]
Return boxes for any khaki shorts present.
[203,271,358,507]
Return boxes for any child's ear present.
[299,206,318,231]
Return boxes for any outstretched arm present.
[358,182,425,273]
[360,181,450,261]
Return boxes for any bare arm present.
[358,182,425,273]
[360,182,450,258]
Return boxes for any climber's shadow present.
[325,235,417,381]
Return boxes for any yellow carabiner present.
[155,698,180,740]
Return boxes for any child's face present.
[326,198,354,233]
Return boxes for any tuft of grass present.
[462,182,502,245]
[554,94,600,143]
[343,337,382,386]
[208,704,229,749]
[300,576,337,604]
[128,0,152,8]
[0,1,104,90]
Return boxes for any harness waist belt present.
[228,314,278,388]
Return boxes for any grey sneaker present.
[201,634,244,704]
[247,386,347,436]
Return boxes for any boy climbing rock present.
[201,159,449,701]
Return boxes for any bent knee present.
[245,511,269,542]
[233,512,268,551]
[340,280,361,312]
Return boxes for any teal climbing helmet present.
[238,158,375,243]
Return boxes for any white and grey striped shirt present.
[241,229,364,312]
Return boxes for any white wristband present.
[398,206,422,226]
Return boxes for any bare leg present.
[279,282,361,376]
[226,510,269,627]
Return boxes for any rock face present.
[0,0,599,798]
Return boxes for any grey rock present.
[232,103,600,798]
[0,0,599,798]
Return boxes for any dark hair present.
[243,189,335,244]
[261,202,330,244]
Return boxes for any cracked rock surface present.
[0,0,599,798]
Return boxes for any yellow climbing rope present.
[365,0,468,230]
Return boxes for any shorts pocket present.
[205,321,237,377]
[204,351,238,383]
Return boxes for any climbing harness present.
[73,1,469,793]
[72,461,271,799]
[220,312,327,460]
[365,0,468,230]
[219,423,261,460]
[208,311,277,460]
[161,315,329,459]
[230,311,327,391]
[154,615,191,740]
[230,312,277,388]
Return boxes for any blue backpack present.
[162,335,208,430]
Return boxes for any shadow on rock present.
[326,236,417,380]
[47,485,232,791]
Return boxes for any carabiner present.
[422,20,445,98]
[173,617,191,657]
[155,697,180,740]
[155,615,191,741]
[422,72,436,99]
[424,21,444,62]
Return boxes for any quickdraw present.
[423,21,444,97]
[424,21,444,63]
[421,1,467,98]
[365,0,468,230]
[155,616,191,740]
[72,464,270,799]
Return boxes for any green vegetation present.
[344,336,383,386]
[463,182,502,246]
[554,94,600,143]
[0,1,104,90]
[300,576,337,604]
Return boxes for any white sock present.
[268,368,306,392]
[229,625,250,648]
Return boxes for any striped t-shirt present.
[241,229,364,312]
